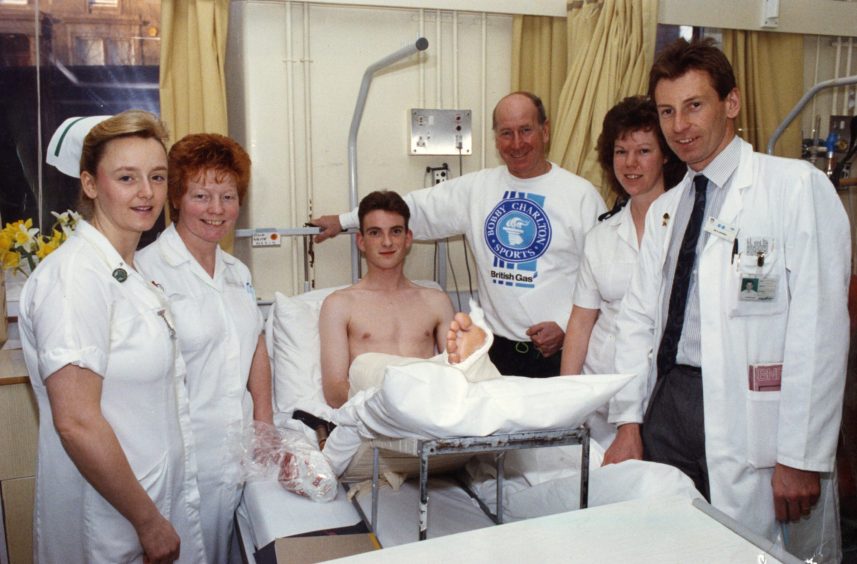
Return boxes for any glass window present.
[0,0,162,246]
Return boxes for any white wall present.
[658,0,857,37]
[228,0,857,299]
[227,1,511,299]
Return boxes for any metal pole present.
[767,75,857,155]
[348,38,429,283]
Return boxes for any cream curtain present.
[721,30,804,158]
[548,0,659,202]
[159,0,231,245]
[511,16,567,131]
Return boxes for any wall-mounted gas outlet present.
[427,163,449,184]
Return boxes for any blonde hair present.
[77,110,170,219]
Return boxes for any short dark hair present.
[167,133,251,223]
[596,96,685,200]
[492,91,547,130]
[648,37,736,100]
[358,190,410,233]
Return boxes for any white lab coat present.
[19,221,206,564]
[612,139,849,560]
[137,224,264,564]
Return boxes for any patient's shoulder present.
[416,284,449,302]
[413,285,454,318]
[320,287,359,318]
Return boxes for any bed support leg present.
[419,445,429,540]
[371,446,380,533]
[580,425,590,509]
[495,451,506,524]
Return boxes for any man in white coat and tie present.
[604,37,849,562]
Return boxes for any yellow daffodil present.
[0,231,12,254]
[36,232,62,259]
[2,251,21,270]
[2,211,78,277]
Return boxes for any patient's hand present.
[310,215,343,243]
[602,423,643,466]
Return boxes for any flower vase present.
[5,269,25,303]
[3,270,26,349]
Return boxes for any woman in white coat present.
[19,111,206,563]
[560,96,684,448]
[137,133,273,564]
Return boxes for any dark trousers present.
[488,334,561,378]
[642,364,710,501]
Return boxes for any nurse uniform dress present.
[571,203,638,448]
[19,220,206,564]
[137,223,264,564]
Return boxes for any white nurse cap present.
[46,115,112,178]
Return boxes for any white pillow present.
[269,287,344,417]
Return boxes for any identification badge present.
[738,276,778,301]
[704,217,738,241]
[748,363,782,391]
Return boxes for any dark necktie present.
[656,174,708,378]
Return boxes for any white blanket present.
[323,364,633,475]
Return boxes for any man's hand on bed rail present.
[309,215,343,243]
[602,423,643,466]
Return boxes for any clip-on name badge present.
[704,217,738,242]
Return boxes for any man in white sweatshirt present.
[312,91,606,378]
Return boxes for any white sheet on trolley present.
[323,365,634,475]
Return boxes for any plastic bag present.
[241,420,338,502]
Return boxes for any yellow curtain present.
[548,0,658,203]
[159,0,231,246]
[721,30,804,158]
[511,16,567,131]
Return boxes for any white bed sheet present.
[236,477,494,554]
[329,495,797,564]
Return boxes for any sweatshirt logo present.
[484,192,551,289]
[484,193,551,262]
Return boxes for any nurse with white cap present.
[20,111,206,563]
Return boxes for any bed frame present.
[365,426,590,541]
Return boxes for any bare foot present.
[446,312,487,364]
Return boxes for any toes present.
[453,312,472,331]
[446,327,459,353]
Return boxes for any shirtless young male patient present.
[319,190,455,408]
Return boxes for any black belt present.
[494,334,537,354]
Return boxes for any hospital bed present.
[235,284,632,559]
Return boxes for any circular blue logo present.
[483,198,551,263]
